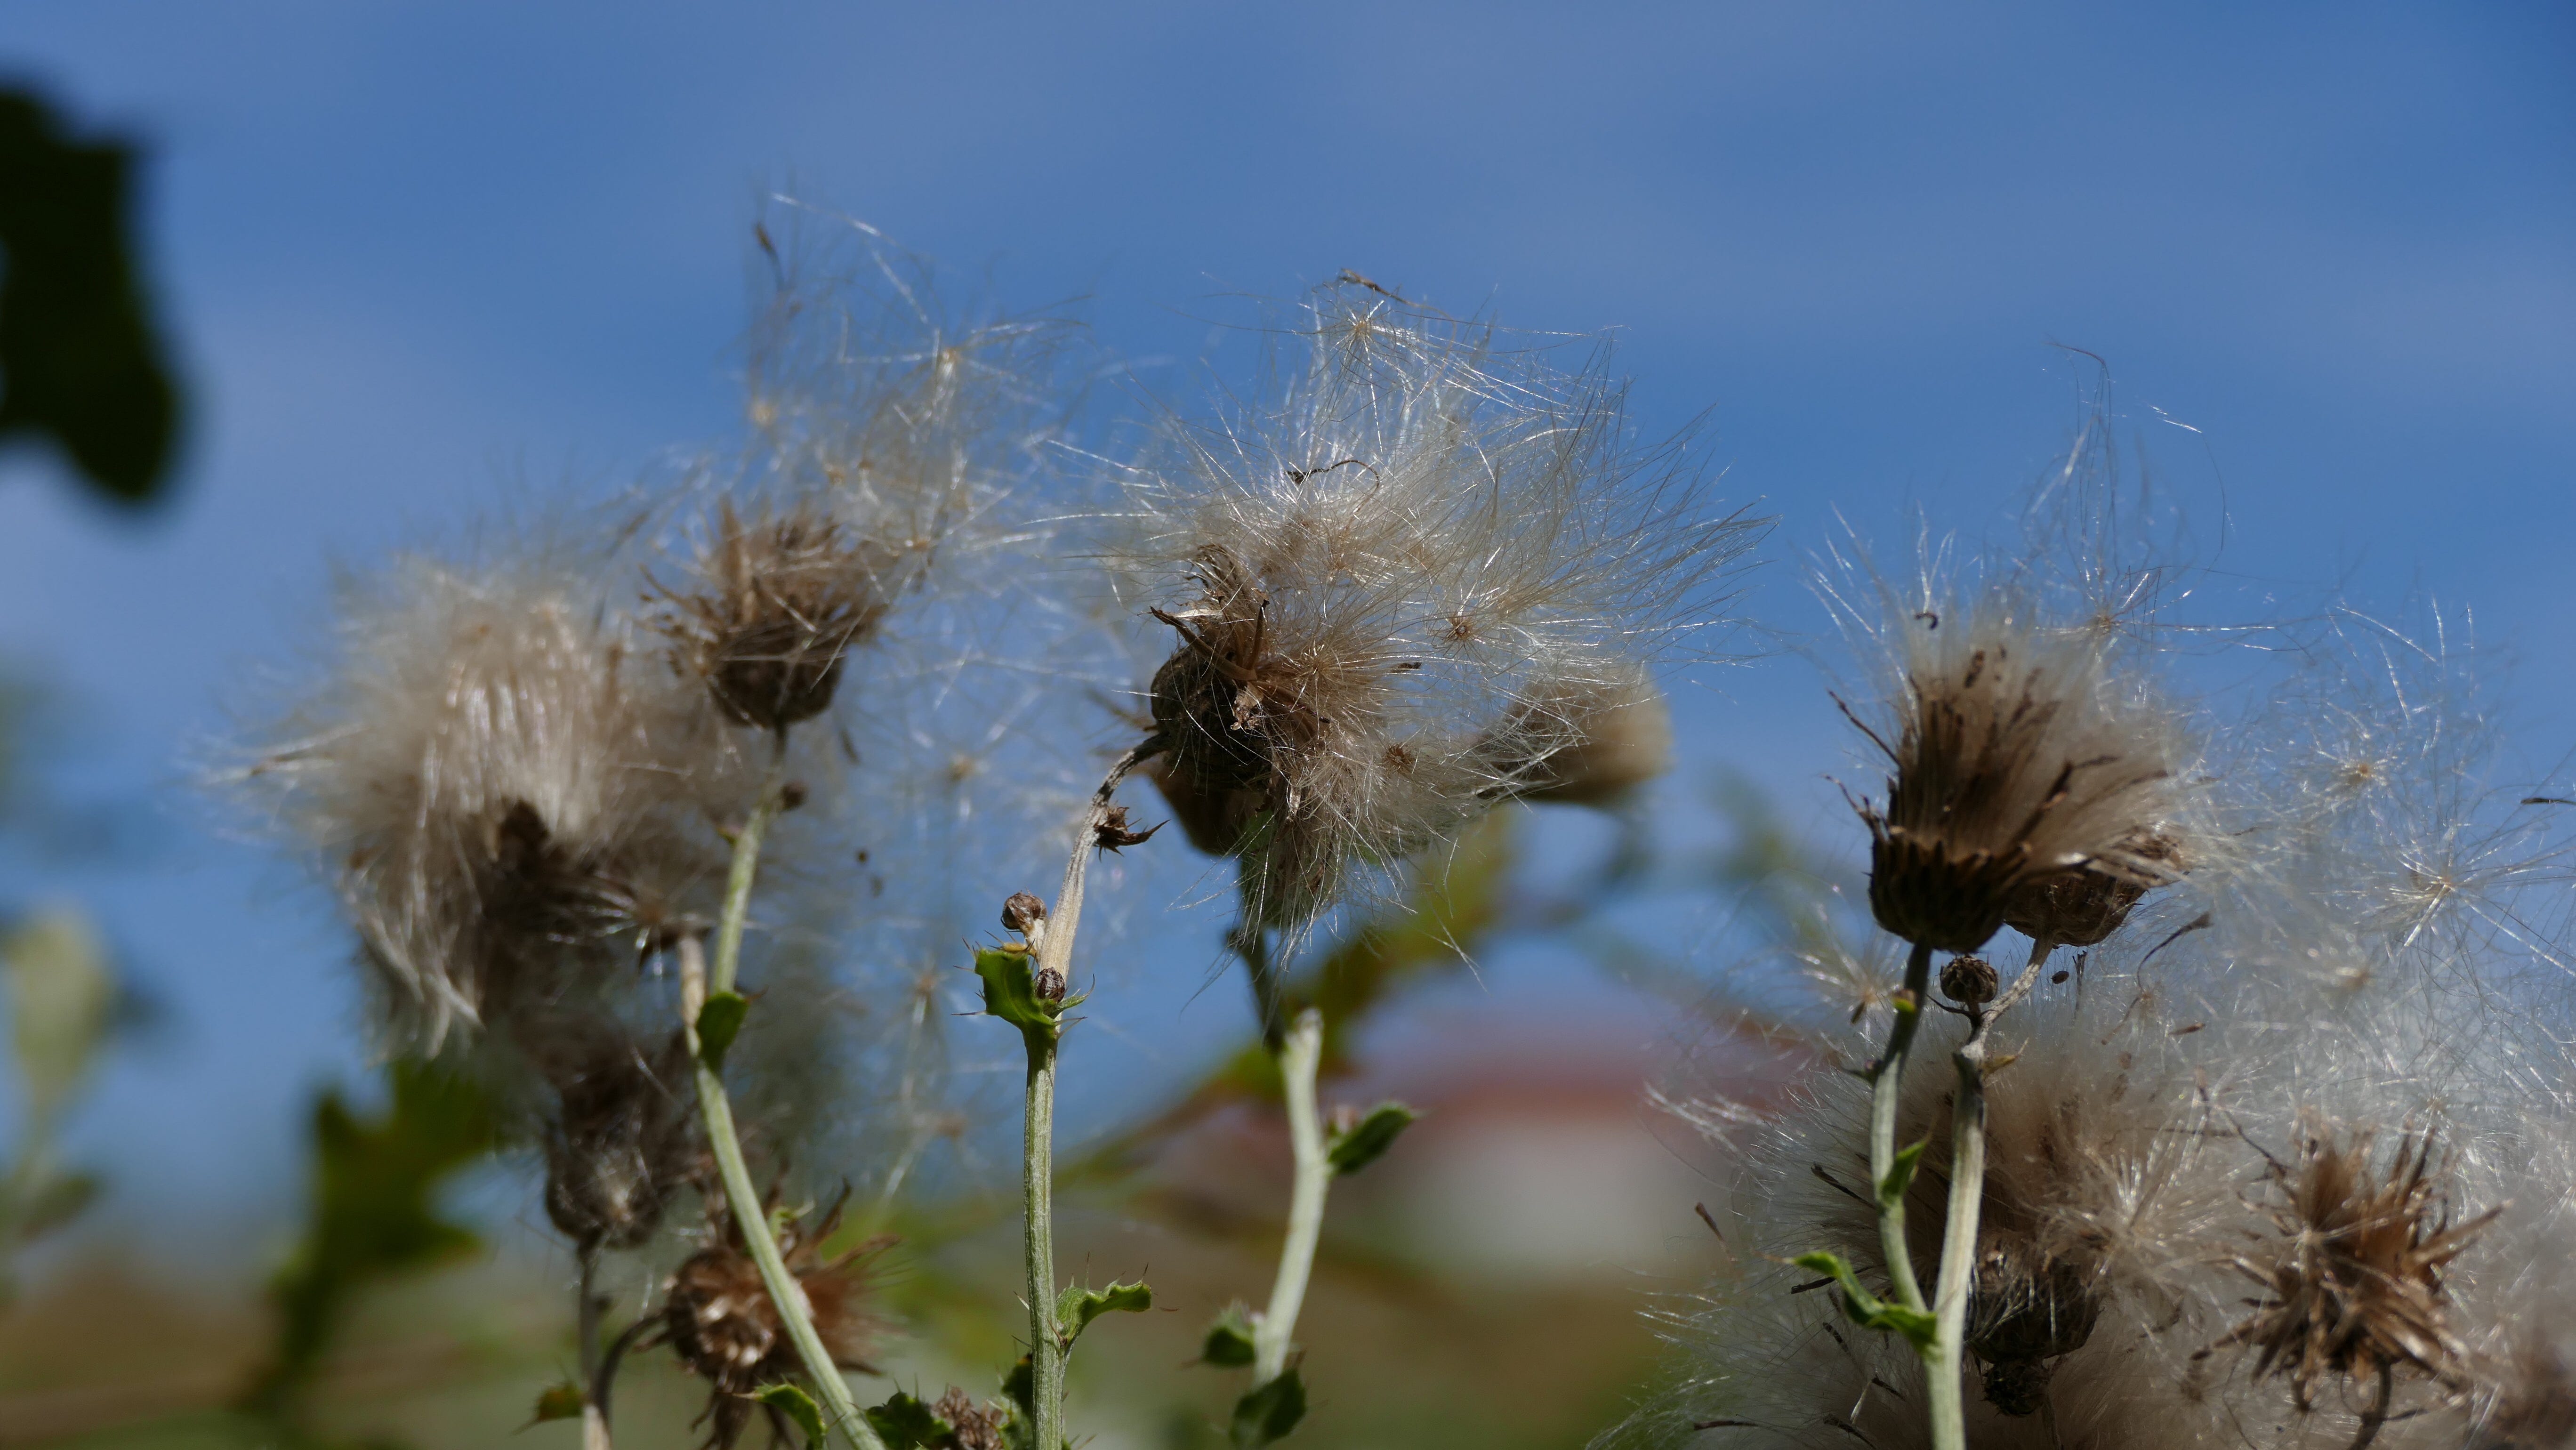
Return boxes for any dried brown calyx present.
[2469,1346,2576,1450]
[660,1186,890,1449]
[2003,830,2185,948]
[2215,1123,2497,1417]
[932,1386,1012,1450]
[1940,953,2000,1006]
[1846,628,2178,953]
[1484,667,1673,807]
[1145,544,1325,818]
[1966,1239,2105,1417]
[534,1027,698,1252]
[655,498,896,732]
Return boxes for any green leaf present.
[696,991,750,1071]
[1876,1138,1924,1209]
[1054,1278,1152,1349]
[758,1383,828,1449]
[866,1390,955,1449]
[1325,1102,1418,1177]
[1229,1370,1307,1449]
[2,906,114,1128]
[523,1380,586,1427]
[9,1169,97,1243]
[1003,1356,1035,1416]
[0,89,183,505]
[1199,1304,1258,1368]
[1792,1250,1937,1352]
[975,947,1063,1046]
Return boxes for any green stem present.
[680,774,886,1450]
[1926,938,2055,1450]
[1870,941,1936,1320]
[576,1247,612,1450]
[1022,1026,1063,1450]
[1254,1008,1328,1385]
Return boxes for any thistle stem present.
[1013,741,1156,1450]
[1254,1008,1328,1385]
[678,773,886,1450]
[1869,942,1937,1321]
[1927,938,2055,1450]
[576,1247,611,1450]
[1021,1020,1063,1450]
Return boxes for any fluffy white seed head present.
[1110,288,1759,927]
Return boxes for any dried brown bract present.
[2216,1124,2496,1417]
[654,498,898,732]
[1845,610,2182,953]
[662,1188,889,1448]
[932,1386,1012,1450]
[2469,1346,2576,1450]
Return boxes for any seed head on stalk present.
[1834,588,2189,955]
[1111,286,1759,930]
[659,1186,889,1450]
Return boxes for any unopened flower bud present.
[1001,892,1046,937]
[1940,954,1999,1006]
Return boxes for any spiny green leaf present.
[757,1383,828,1449]
[974,947,1063,1046]
[696,990,750,1071]
[865,1389,955,1449]
[1199,1304,1258,1368]
[1325,1102,1418,1177]
[1876,1138,1925,1208]
[1229,1370,1307,1448]
[523,1380,586,1427]
[1792,1250,1937,1352]
[1054,1278,1152,1350]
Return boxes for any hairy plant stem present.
[1014,741,1156,1450]
[1926,938,2056,1450]
[678,769,886,1450]
[1870,942,1937,1320]
[1254,1008,1328,1385]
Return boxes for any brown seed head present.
[1847,617,2181,953]
[655,498,897,732]
[2470,1346,2576,1450]
[1147,545,1325,806]
[537,1027,698,1251]
[663,1189,888,1448]
[1000,892,1046,937]
[2003,830,2185,947]
[2217,1123,2496,1411]
[1492,666,1674,806]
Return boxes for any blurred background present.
[0,4,2569,1446]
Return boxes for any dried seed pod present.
[1965,1240,2105,1416]
[2214,1123,2496,1414]
[932,1387,1012,1450]
[536,1027,697,1251]
[654,498,896,732]
[999,892,1046,937]
[2003,830,2185,948]
[663,1189,888,1449]
[1845,610,2183,953]
[1493,665,1674,807]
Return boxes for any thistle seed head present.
[652,498,896,732]
[931,1387,1011,1450]
[1846,607,2185,953]
[663,1189,886,1449]
[2217,1122,2495,1412]
[535,1026,697,1251]
[1489,663,1674,807]
[1940,953,2000,1006]
[2002,830,2185,948]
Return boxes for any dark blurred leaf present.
[697,990,749,1070]
[865,1389,954,1449]
[1053,1278,1151,1350]
[758,1383,827,1449]
[1228,1370,1306,1449]
[8,1168,96,1242]
[1324,1102,1418,1177]
[239,1061,495,1422]
[1199,1305,1258,1368]
[0,88,181,505]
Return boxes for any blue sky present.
[1,2,2569,1239]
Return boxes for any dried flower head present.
[534,1025,698,1251]
[2216,1122,2496,1415]
[1114,290,1757,926]
[1840,602,2185,953]
[662,1188,887,1449]
[236,550,716,1044]
[653,497,897,732]
[931,1387,1011,1450]
[1489,662,1674,807]
[2000,830,2184,948]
